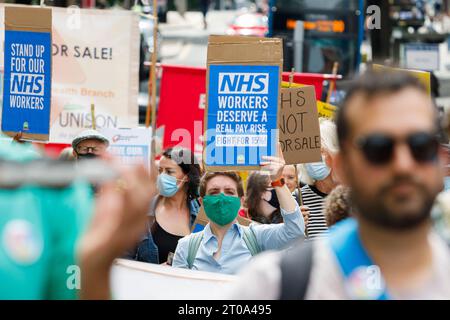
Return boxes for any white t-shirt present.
[227,232,450,300]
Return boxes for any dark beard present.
[350,175,437,230]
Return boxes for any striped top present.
[295,185,329,240]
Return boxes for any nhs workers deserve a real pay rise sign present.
[2,6,52,141]
[205,36,282,170]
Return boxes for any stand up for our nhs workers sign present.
[2,7,52,141]
[205,65,279,168]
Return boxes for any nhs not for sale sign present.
[205,65,280,168]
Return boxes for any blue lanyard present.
[328,218,390,300]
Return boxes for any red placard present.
[156,65,206,161]
[281,72,342,100]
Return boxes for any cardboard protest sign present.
[204,36,283,171]
[279,86,322,165]
[191,207,208,233]
[281,81,337,119]
[372,64,431,95]
[101,127,152,169]
[2,6,52,141]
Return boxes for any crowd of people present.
[1,70,449,299]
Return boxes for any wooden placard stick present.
[326,62,339,104]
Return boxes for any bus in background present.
[268,0,364,78]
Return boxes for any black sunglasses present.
[355,132,439,165]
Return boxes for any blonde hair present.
[298,118,339,185]
[319,118,339,154]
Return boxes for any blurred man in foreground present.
[229,72,450,299]
[0,137,156,299]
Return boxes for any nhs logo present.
[218,73,269,94]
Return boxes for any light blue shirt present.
[444,176,450,191]
[172,205,305,274]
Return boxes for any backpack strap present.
[187,231,204,269]
[279,240,314,300]
[187,227,262,268]
[242,227,262,256]
[328,218,390,300]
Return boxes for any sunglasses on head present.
[355,131,439,165]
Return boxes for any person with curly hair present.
[323,185,351,227]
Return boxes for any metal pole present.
[293,20,304,73]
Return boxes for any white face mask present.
[304,159,331,181]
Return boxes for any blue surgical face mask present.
[157,173,185,197]
[304,161,331,181]
[444,176,450,191]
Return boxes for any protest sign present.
[101,127,152,169]
[281,81,337,119]
[204,36,282,171]
[372,64,431,95]
[279,86,321,164]
[156,65,205,162]
[281,81,303,88]
[0,6,139,143]
[191,207,208,233]
[403,43,440,72]
[111,259,236,299]
[316,100,337,119]
[2,6,52,141]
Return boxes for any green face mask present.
[203,193,241,226]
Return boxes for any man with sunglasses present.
[227,71,450,299]
[72,129,110,160]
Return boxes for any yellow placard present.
[281,81,304,88]
[372,64,431,95]
[317,101,337,119]
[238,171,249,195]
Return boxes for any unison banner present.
[0,5,140,143]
